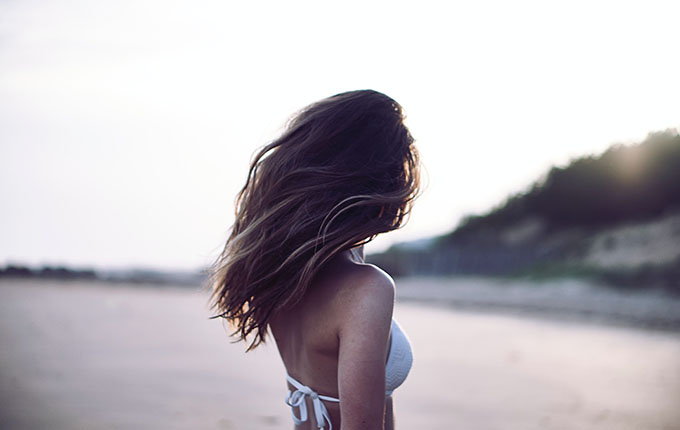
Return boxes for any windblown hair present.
[209,89,421,350]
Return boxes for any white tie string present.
[285,374,340,430]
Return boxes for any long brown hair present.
[209,89,421,350]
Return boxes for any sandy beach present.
[1,279,679,430]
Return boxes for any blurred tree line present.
[369,130,680,291]
[0,264,206,287]
[0,264,97,280]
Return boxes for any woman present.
[209,89,421,429]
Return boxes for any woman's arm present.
[337,267,395,430]
[384,396,394,430]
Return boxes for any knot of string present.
[285,374,340,430]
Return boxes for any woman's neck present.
[348,245,365,263]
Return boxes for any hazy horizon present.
[2,0,679,270]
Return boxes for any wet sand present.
[1,279,679,430]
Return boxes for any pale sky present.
[1,0,679,270]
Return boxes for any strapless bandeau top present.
[284,318,413,430]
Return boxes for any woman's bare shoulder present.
[326,260,395,325]
[326,257,395,297]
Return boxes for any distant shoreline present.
[395,276,680,333]
[3,276,680,333]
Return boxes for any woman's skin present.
[269,245,396,430]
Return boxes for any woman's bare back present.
[269,248,396,429]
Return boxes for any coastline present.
[395,275,680,332]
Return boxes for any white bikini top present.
[284,319,413,430]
